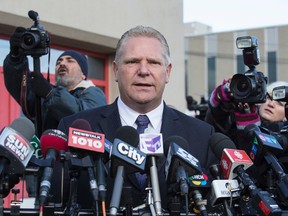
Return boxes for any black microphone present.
[109,126,146,216]
[28,10,39,21]
[164,135,203,215]
[68,119,106,203]
[244,124,288,207]
[0,117,35,175]
[244,124,283,164]
[164,136,202,190]
[0,117,35,197]
[39,129,68,206]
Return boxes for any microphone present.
[39,129,68,206]
[0,117,35,198]
[68,119,106,203]
[28,10,39,21]
[164,136,202,186]
[244,124,288,207]
[209,132,284,215]
[109,126,146,216]
[244,124,283,164]
[68,119,105,155]
[209,132,253,179]
[208,164,240,216]
[30,135,43,159]
[139,133,164,215]
[164,135,203,215]
[0,117,35,175]
[209,178,240,206]
[25,134,43,198]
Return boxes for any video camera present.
[230,36,267,104]
[19,10,50,57]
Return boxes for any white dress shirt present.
[117,97,163,133]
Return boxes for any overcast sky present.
[183,0,288,32]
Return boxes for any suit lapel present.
[158,105,181,171]
[93,100,122,142]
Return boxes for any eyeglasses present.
[266,93,285,106]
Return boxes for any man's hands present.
[9,27,26,58]
[30,72,53,98]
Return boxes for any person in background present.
[205,79,288,194]
[259,81,288,129]
[57,25,218,212]
[3,27,107,202]
[205,79,288,149]
[3,27,107,133]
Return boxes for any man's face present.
[113,36,172,113]
[55,55,85,90]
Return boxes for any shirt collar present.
[117,97,164,132]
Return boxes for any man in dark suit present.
[58,25,218,213]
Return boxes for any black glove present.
[9,27,26,58]
[30,72,53,98]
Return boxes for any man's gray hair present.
[114,25,171,67]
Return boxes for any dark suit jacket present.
[57,98,218,211]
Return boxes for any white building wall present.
[0,0,186,111]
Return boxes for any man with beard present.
[3,29,107,205]
[3,29,107,132]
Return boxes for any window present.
[0,36,110,128]
[208,56,216,94]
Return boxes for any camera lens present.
[230,74,251,97]
[21,32,40,50]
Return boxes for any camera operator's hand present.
[30,72,53,98]
[209,79,232,107]
[9,27,26,59]
[234,103,261,130]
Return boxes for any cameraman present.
[205,79,288,152]
[3,27,107,132]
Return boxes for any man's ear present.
[112,61,119,82]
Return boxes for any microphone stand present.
[166,182,182,216]
[65,170,81,216]
[191,190,208,216]
[134,178,156,216]
[32,56,42,137]
[147,180,156,216]
[65,154,81,216]
[149,156,162,216]
[122,185,133,216]
[0,176,4,216]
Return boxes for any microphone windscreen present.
[115,126,139,147]
[275,133,288,153]
[71,119,92,131]
[11,117,35,141]
[40,129,68,157]
[243,124,260,139]
[28,10,38,19]
[209,132,236,160]
[163,135,188,157]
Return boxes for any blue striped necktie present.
[136,115,150,134]
[135,115,150,190]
